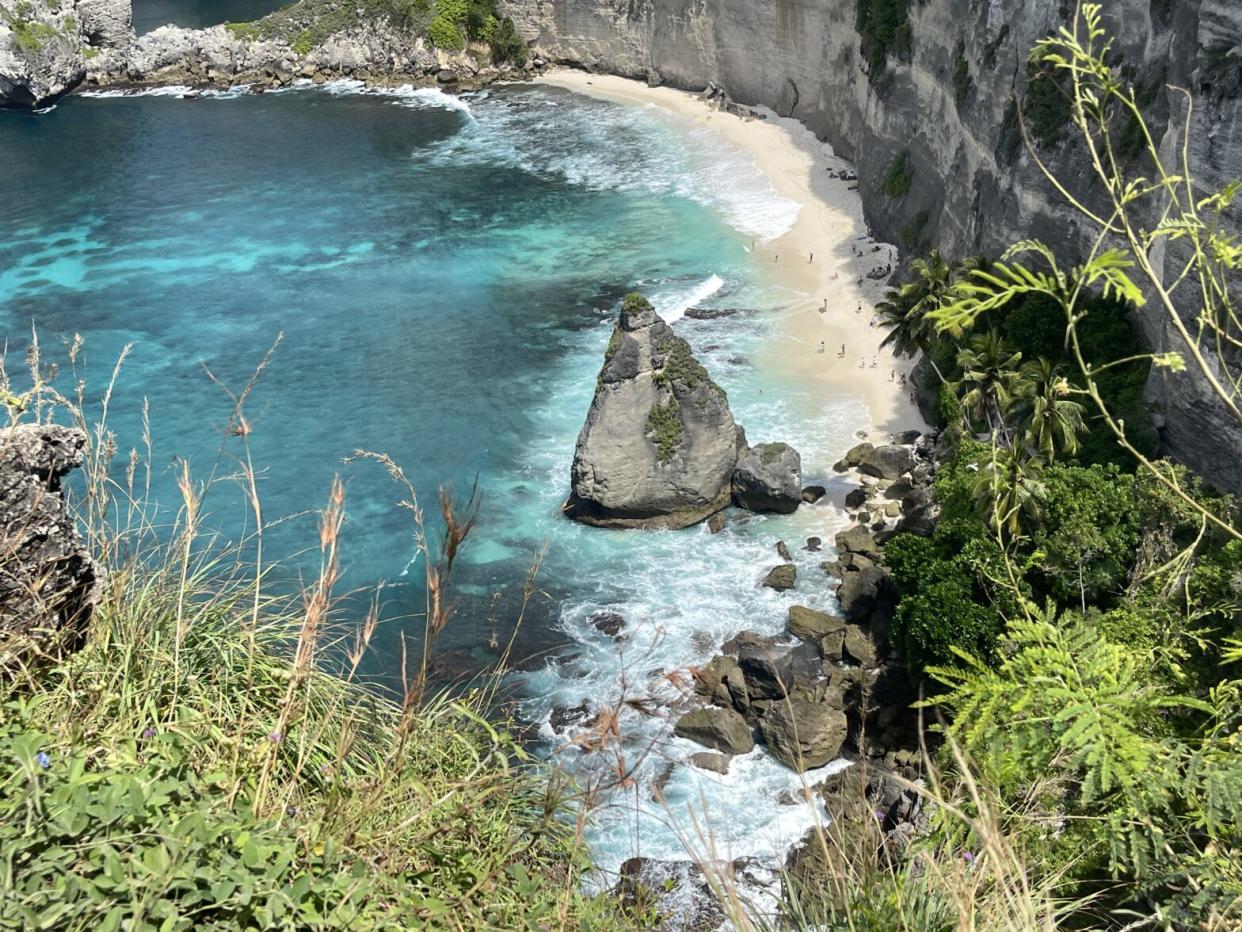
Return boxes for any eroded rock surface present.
[568,294,745,529]
[1,424,100,668]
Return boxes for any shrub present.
[855,0,913,83]
[645,399,683,461]
[429,0,466,49]
[1023,60,1073,145]
[881,150,913,198]
[952,44,972,102]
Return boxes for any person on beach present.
[840,343,846,357]
[859,357,865,369]
[809,252,814,263]
[818,341,826,353]
[871,356,878,368]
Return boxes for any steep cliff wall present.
[502,0,1242,490]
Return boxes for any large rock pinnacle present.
[566,293,746,529]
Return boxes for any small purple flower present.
[142,727,157,739]
[963,851,975,863]
[873,809,885,822]
[268,731,283,744]
[35,751,51,770]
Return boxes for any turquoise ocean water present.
[1,81,868,875]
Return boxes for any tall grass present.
[0,337,617,929]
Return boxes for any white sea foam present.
[653,274,725,324]
[412,87,798,242]
[510,291,872,885]
[80,84,254,99]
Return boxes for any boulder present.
[590,611,625,637]
[689,751,731,774]
[693,654,748,711]
[738,642,820,700]
[762,563,796,590]
[776,540,792,561]
[568,294,745,529]
[787,605,846,642]
[857,445,915,480]
[801,485,826,503]
[805,536,822,551]
[707,511,727,534]
[759,697,848,771]
[1,425,100,669]
[844,487,868,509]
[884,478,916,500]
[834,525,882,560]
[837,566,895,624]
[837,442,874,470]
[674,706,755,755]
[843,625,880,666]
[732,442,802,513]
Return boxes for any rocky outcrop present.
[568,294,745,529]
[0,0,132,107]
[758,694,847,772]
[674,706,754,755]
[731,441,802,513]
[1,424,100,669]
[500,0,1242,492]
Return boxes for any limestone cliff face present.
[502,0,1242,491]
[0,0,131,106]
[568,295,746,529]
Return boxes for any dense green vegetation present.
[227,0,524,63]
[881,150,914,198]
[855,0,913,83]
[859,7,1242,926]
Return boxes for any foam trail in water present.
[653,274,724,324]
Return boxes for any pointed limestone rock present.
[567,294,745,529]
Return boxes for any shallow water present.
[1,81,868,877]
[132,0,287,33]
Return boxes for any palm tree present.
[876,250,955,380]
[956,329,1029,443]
[971,446,1047,536]
[1017,357,1087,460]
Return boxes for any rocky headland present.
[0,0,536,107]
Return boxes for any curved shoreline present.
[535,70,929,450]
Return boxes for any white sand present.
[536,70,928,444]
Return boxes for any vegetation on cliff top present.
[226,0,525,64]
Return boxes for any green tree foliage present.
[855,0,913,82]
[881,150,914,197]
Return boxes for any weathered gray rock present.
[759,696,848,772]
[732,442,801,513]
[1,424,100,668]
[801,485,825,503]
[761,563,796,590]
[787,605,846,642]
[737,642,820,700]
[844,487,868,510]
[590,611,625,637]
[844,624,880,667]
[0,0,87,107]
[674,706,754,755]
[76,0,132,47]
[689,751,730,774]
[837,565,895,625]
[568,294,744,529]
[858,445,915,480]
[834,525,882,561]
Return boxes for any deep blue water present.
[132,0,288,33]
[1,81,867,872]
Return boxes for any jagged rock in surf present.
[731,441,802,513]
[566,293,745,529]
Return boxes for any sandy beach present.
[537,70,928,444]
